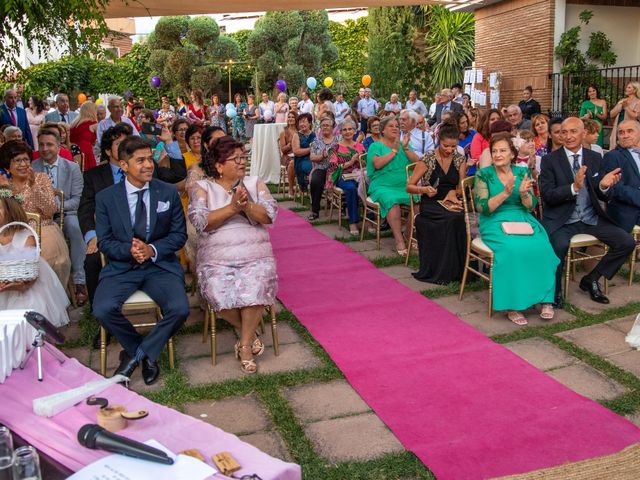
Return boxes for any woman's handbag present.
[501,222,534,235]
[0,222,40,282]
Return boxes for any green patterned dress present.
[474,165,559,311]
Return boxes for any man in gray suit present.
[44,93,78,124]
[32,128,87,304]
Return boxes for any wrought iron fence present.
[549,65,640,118]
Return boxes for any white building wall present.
[565,5,640,67]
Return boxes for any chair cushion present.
[124,290,156,305]
[472,237,493,254]
[333,187,344,194]
[569,234,600,247]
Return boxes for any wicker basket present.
[0,221,40,282]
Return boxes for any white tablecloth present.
[250,123,286,184]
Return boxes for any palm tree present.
[424,6,475,90]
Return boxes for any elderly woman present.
[474,132,558,325]
[3,126,23,143]
[0,190,70,326]
[362,116,381,151]
[328,118,364,235]
[291,112,316,194]
[580,84,607,147]
[188,135,278,374]
[308,115,338,220]
[367,115,420,255]
[407,123,467,284]
[157,98,177,125]
[609,81,640,146]
[0,141,71,287]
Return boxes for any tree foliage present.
[246,10,338,93]
[324,18,368,99]
[555,9,618,74]
[0,0,111,76]
[147,15,240,96]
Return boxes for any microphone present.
[77,424,174,465]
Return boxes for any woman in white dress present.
[26,96,46,151]
[188,136,278,374]
[0,189,69,327]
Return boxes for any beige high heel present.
[236,345,257,374]
[252,333,265,356]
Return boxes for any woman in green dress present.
[366,115,420,255]
[579,84,608,147]
[474,132,559,325]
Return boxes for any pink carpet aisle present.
[269,209,640,479]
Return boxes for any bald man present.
[539,117,635,305]
[603,119,640,232]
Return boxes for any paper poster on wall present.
[476,69,483,84]
[464,85,472,95]
[489,72,498,89]
[471,69,477,84]
[464,70,472,84]
[490,90,500,106]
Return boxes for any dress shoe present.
[141,357,160,385]
[579,276,610,304]
[92,330,112,350]
[75,284,88,306]
[553,295,564,310]
[113,350,138,379]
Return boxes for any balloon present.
[225,103,234,110]
[306,77,317,90]
[362,74,372,87]
[95,99,103,105]
[263,110,273,122]
[323,77,333,88]
[150,76,161,89]
[124,90,132,98]
[226,106,237,119]
[276,80,287,92]
[77,93,87,104]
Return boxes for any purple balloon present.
[150,76,161,89]
[124,90,132,97]
[276,80,286,92]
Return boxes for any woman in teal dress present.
[474,132,559,325]
[579,84,608,147]
[367,115,420,255]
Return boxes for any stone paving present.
[59,197,640,478]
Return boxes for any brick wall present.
[474,0,555,112]
[102,32,133,57]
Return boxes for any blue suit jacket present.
[95,178,186,280]
[603,147,640,232]
[0,104,34,148]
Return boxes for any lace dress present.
[188,176,278,311]
[0,228,70,327]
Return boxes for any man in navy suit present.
[1,88,33,149]
[539,117,635,305]
[604,120,640,232]
[93,136,188,385]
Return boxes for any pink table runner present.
[0,347,300,479]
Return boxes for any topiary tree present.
[147,16,240,96]
[246,10,338,94]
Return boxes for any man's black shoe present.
[113,350,138,379]
[92,330,112,350]
[141,357,160,385]
[579,276,610,304]
[553,296,564,309]
[380,220,390,231]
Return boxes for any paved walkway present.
[60,197,640,479]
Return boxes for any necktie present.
[572,154,580,175]
[9,109,16,126]
[60,113,66,123]
[45,165,55,186]
[133,189,148,241]
[631,148,640,156]
[116,168,125,183]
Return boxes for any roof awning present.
[101,0,479,18]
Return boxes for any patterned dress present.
[188,176,278,311]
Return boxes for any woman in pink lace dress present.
[188,136,278,374]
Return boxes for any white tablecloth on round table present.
[250,123,286,184]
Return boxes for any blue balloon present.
[225,103,234,110]
[226,106,237,119]
[306,77,317,90]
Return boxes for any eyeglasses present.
[176,128,188,133]
[224,154,249,164]
[11,157,30,165]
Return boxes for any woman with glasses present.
[188,136,278,375]
[308,115,338,220]
[172,118,190,155]
[328,118,364,234]
[362,116,381,151]
[0,140,71,287]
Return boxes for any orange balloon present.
[77,93,87,104]
[362,75,372,87]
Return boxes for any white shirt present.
[298,99,314,115]
[405,99,427,116]
[96,116,140,146]
[259,100,275,118]
[124,178,157,261]
[428,102,437,118]
[628,147,640,173]
[564,147,592,196]
[401,128,435,157]
[334,101,350,121]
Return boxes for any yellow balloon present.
[362,74,372,87]
[95,99,103,104]
[323,77,333,88]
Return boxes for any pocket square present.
[592,172,599,177]
[156,201,170,213]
